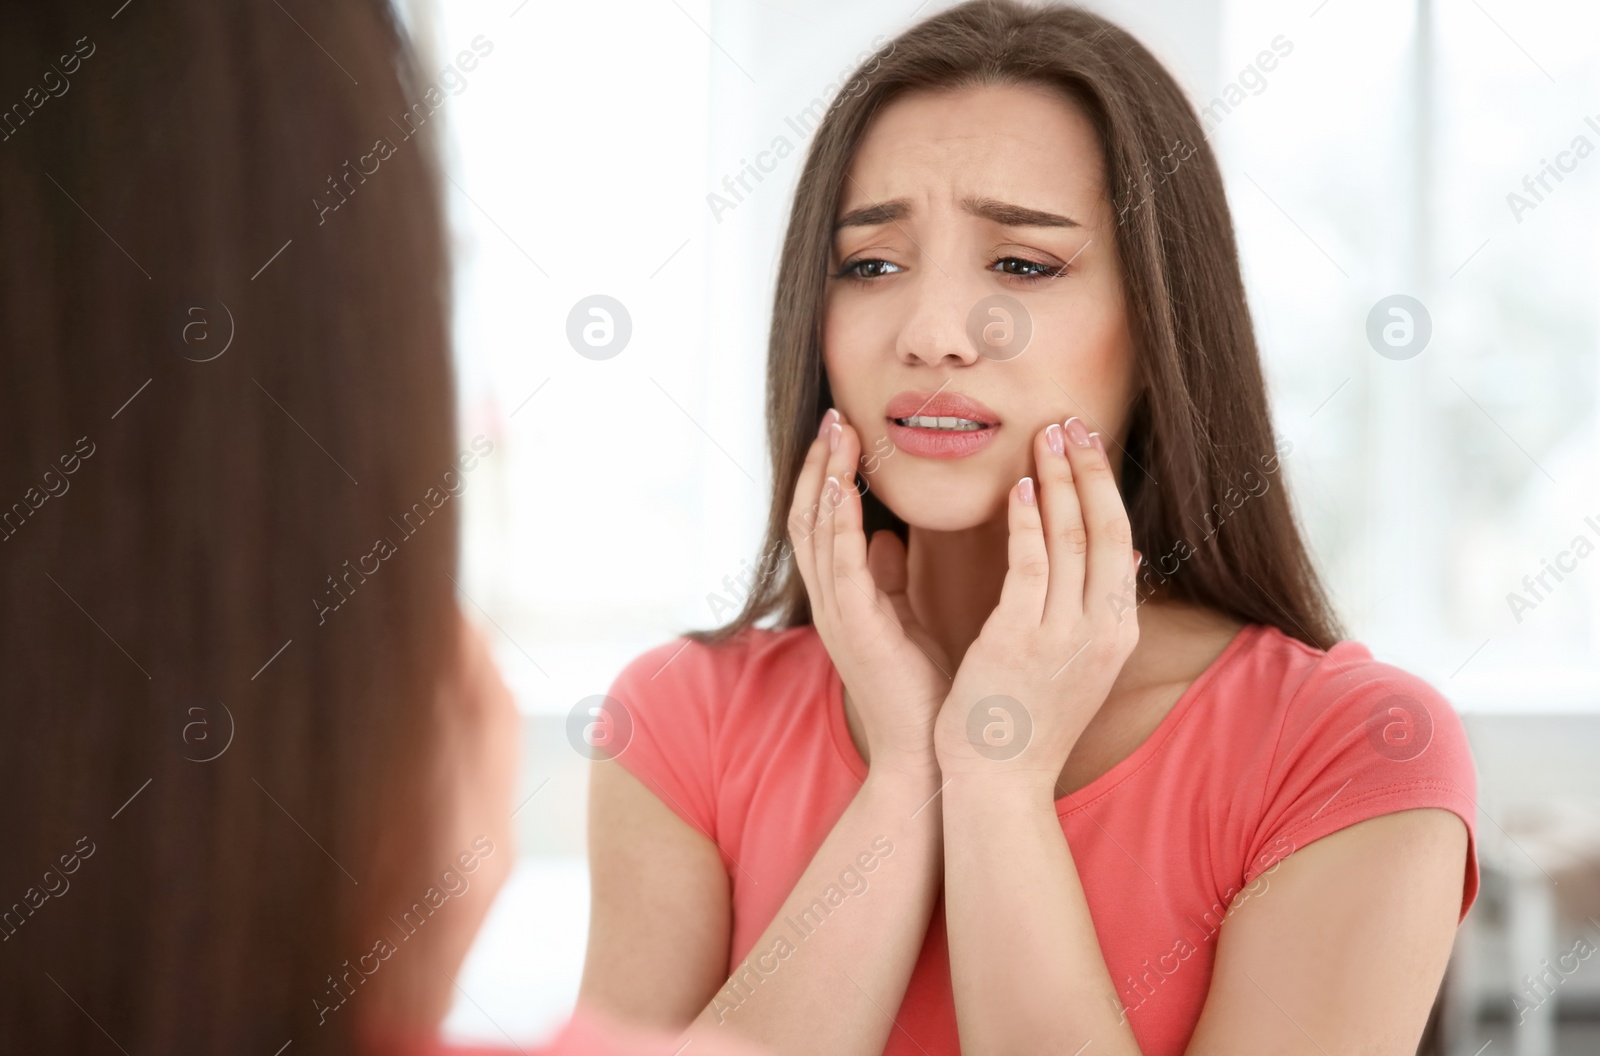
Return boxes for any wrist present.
[935,702,1079,785]
[940,764,1061,802]
[865,750,943,788]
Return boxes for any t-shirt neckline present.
[822,621,1263,813]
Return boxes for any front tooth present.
[900,414,986,430]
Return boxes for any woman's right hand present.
[787,408,951,779]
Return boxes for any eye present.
[831,254,1068,284]
[991,255,1067,283]
[832,257,902,282]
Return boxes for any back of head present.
[0,1,461,1051]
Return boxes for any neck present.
[904,516,1010,669]
[902,516,1221,692]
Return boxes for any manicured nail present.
[1133,549,1142,566]
[1045,423,1065,455]
[1019,476,1035,505]
[825,475,842,503]
[828,421,842,452]
[818,408,840,439]
[1088,431,1105,455]
[1064,416,1091,447]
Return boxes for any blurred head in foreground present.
[0,2,772,1051]
[0,1,521,1051]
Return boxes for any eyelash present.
[831,255,1068,284]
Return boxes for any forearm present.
[683,766,944,1056]
[942,773,1142,1056]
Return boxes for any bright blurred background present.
[394,0,1600,1052]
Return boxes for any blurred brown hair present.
[691,0,1343,652]
[0,1,463,1051]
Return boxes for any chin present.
[871,471,1009,533]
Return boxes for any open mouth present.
[883,389,1001,460]
[890,415,992,432]
[884,389,1001,427]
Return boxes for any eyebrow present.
[832,195,1081,233]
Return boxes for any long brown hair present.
[0,2,461,1052]
[692,0,1342,651]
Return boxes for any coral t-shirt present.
[606,622,1479,1056]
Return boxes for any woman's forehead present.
[837,85,1108,225]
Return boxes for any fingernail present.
[1088,431,1105,455]
[818,408,840,439]
[1019,476,1035,505]
[1045,423,1065,455]
[828,422,842,452]
[1064,416,1091,447]
[825,475,842,503]
[1133,549,1142,566]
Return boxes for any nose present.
[894,265,984,370]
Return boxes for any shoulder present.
[608,629,756,702]
[602,625,832,833]
[1228,625,1480,916]
[1251,625,1474,786]
[607,623,830,730]
[611,623,825,692]
[1208,623,1472,775]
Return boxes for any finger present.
[1037,419,1087,624]
[813,413,863,616]
[1062,418,1135,624]
[829,421,871,595]
[787,409,838,605]
[993,474,1049,627]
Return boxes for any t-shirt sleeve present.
[1242,645,1480,923]
[603,634,747,849]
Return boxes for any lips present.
[883,389,1001,461]
[884,390,1001,425]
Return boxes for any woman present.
[579,2,1478,1054]
[0,3,759,1055]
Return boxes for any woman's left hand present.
[932,416,1141,787]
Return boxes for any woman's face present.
[823,81,1137,532]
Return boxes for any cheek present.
[821,319,877,421]
[1033,288,1135,413]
